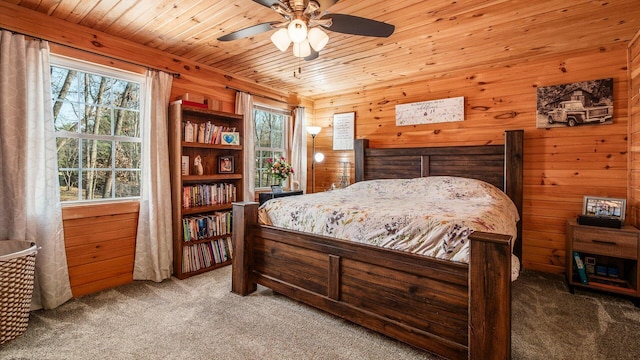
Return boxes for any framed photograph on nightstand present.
[582,196,626,222]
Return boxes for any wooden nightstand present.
[258,190,303,206]
[566,218,640,305]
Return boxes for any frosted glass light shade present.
[314,152,325,163]
[270,28,291,52]
[287,19,308,43]
[292,40,311,58]
[308,27,329,51]
[306,126,321,135]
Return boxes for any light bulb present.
[287,19,308,43]
[314,152,325,163]
[270,28,291,52]
[308,27,329,51]
[292,39,311,58]
[306,126,321,136]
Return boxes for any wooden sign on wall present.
[395,96,464,126]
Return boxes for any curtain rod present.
[225,85,299,107]
[1,27,181,78]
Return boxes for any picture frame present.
[218,155,234,174]
[333,112,355,150]
[582,196,626,222]
[221,131,239,145]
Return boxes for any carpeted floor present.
[1,267,639,359]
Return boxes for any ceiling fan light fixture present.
[287,19,308,43]
[271,28,291,52]
[307,27,329,51]
[292,39,311,58]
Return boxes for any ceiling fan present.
[217,0,395,60]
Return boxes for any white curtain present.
[291,107,308,193]
[0,30,72,309]
[133,70,173,282]
[235,92,255,202]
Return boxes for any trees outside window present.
[51,58,144,202]
[253,105,290,189]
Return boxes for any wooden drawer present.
[572,227,638,259]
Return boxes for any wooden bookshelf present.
[168,102,244,279]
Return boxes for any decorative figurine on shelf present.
[194,155,203,175]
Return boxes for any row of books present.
[183,183,237,209]
[182,211,232,242]
[183,120,235,144]
[181,238,232,273]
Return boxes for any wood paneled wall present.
[62,202,139,297]
[312,44,631,273]
[630,29,640,227]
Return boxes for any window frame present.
[253,103,291,190]
[50,55,147,204]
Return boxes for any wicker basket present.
[0,240,37,345]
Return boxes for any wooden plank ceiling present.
[5,0,640,99]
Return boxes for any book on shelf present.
[182,211,232,242]
[573,251,589,284]
[182,183,237,209]
[181,120,236,144]
[181,238,233,273]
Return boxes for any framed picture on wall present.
[536,78,613,129]
[333,112,355,150]
[218,156,234,174]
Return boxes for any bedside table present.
[566,218,640,305]
[258,190,303,206]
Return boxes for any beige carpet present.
[1,266,639,359]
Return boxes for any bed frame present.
[232,130,523,360]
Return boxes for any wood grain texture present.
[314,47,629,274]
[231,134,519,359]
[62,203,139,297]
[1,1,638,283]
[3,1,640,99]
[629,29,640,227]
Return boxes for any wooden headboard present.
[354,130,524,260]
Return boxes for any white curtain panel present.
[291,107,308,193]
[133,70,173,282]
[235,92,255,202]
[0,30,72,309]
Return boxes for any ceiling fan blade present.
[251,0,279,8]
[323,13,394,37]
[217,22,278,41]
[315,0,339,12]
[305,49,319,61]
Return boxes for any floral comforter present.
[259,176,520,279]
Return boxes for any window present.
[50,56,145,202]
[253,105,290,189]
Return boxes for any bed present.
[232,130,523,360]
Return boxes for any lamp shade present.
[293,39,311,58]
[270,28,291,52]
[287,19,308,43]
[306,126,321,136]
[314,152,325,163]
[308,27,329,51]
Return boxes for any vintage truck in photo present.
[547,100,613,126]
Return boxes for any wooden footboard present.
[232,202,512,360]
